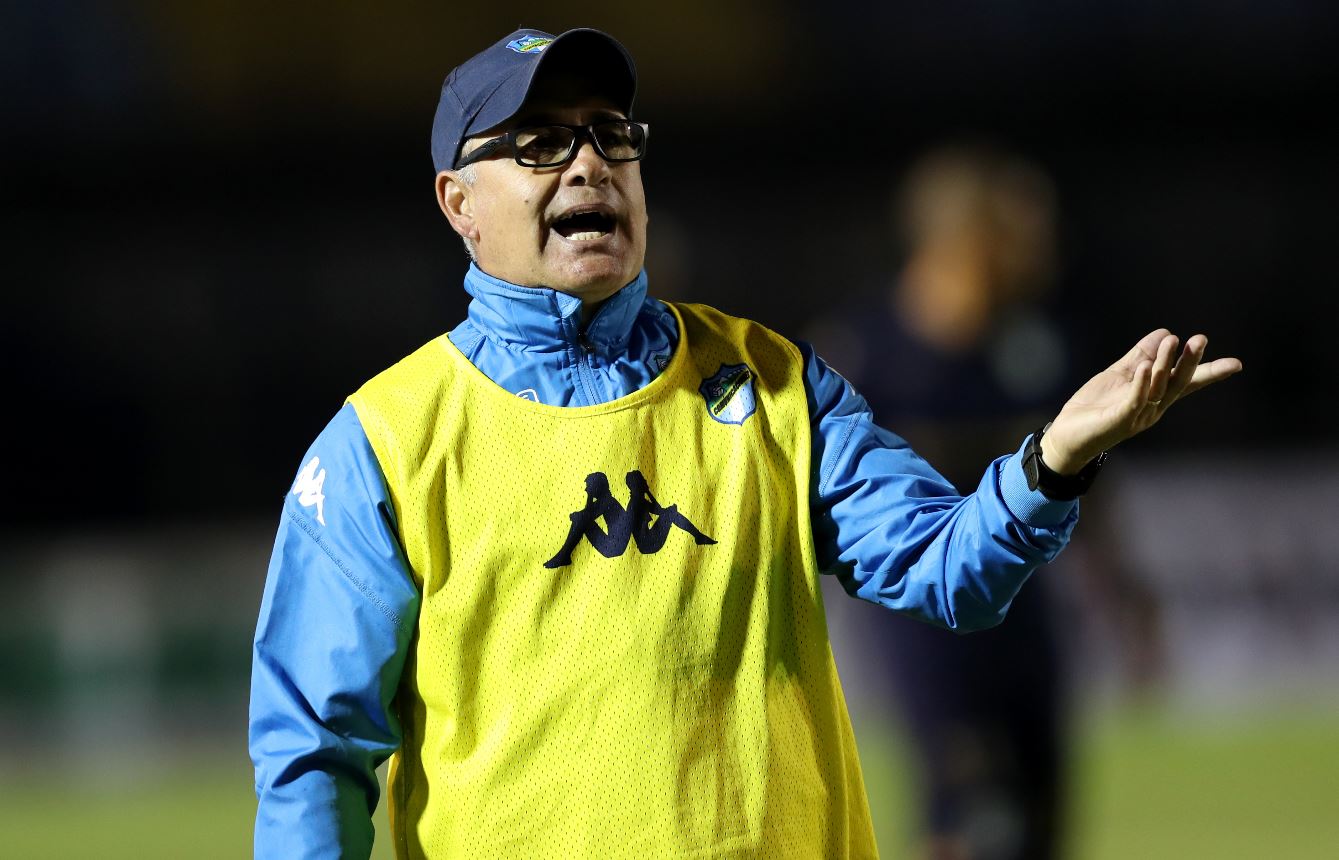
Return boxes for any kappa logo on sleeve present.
[292,456,327,526]
[699,364,757,425]
[543,471,716,568]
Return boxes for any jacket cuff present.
[999,437,1078,528]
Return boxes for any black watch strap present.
[1023,423,1107,501]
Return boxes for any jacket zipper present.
[567,318,599,405]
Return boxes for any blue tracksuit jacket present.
[249,264,1079,858]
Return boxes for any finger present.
[1179,356,1244,397]
[1148,334,1179,402]
[1114,328,1173,375]
[1128,358,1153,413]
[1163,334,1207,403]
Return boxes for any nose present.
[564,139,611,187]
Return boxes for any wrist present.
[1039,432,1085,476]
[1025,423,1107,501]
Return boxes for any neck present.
[462,264,650,353]
[578,299,605,327]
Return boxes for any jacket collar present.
[462,264,649,354]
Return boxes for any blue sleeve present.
[250,403,420,859]
[797,341,1079,631]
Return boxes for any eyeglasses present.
[454,120,649,169]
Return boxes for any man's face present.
[443,97,648,304]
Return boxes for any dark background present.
[4,1,1335,524]
[3,6,1338,856]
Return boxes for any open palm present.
[1041,329,1244,474]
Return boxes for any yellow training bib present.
[349,302,877,859]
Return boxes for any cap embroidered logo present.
[506,36,553,53]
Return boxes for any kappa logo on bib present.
[544,470,716,568]
[699,364,757,425]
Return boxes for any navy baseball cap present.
[431,28,638,173]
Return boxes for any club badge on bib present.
[700,364,757,425]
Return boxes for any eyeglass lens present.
[513,122,645,167]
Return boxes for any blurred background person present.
[810,145,1162,860]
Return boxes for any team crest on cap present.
[507,36,553,53]
[700,364,757,425]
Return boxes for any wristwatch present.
[1023,422,1107,501]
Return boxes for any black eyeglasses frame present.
[454,120,650,170]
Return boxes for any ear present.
[436,171,479,243]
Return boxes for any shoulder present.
[296,403,378,478]
[668,301,764,330]
[354,334,455,398]
[668,302,802,361]
[344,334,468,483]
[348,334,459,427]
[283,403,391,531]
[638,295,678,330]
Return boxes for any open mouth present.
[551,208,617,241]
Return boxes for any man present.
[249,28,1241,859]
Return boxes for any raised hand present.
[1040,329,1243,475]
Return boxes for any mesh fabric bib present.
[349,302,876,859]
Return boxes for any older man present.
[249,28,1241,859]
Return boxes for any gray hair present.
[453,163,479,262]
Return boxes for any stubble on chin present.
[543,252,636,300]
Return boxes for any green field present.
[3,707,1335,859]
